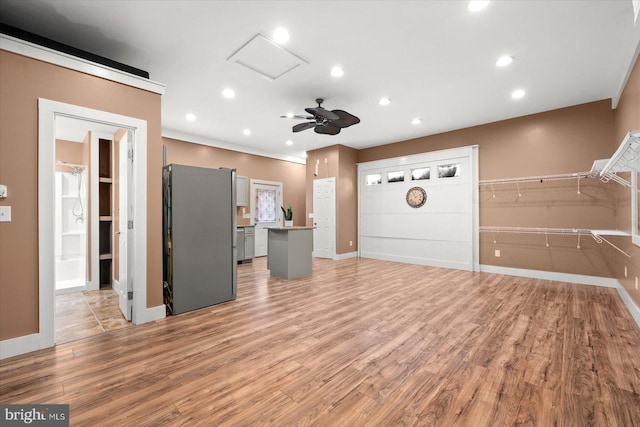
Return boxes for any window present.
[411,167,430,180]
[438,163,460,178]
[387,171,405,183]
[366,173,382,185]
[255,188,277,222]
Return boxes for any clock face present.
[406,187,427,208]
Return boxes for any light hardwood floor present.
[2,257,639,426]
[56,287,131,344]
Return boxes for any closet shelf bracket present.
[593,130,640,189]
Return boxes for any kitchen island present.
[267,227,313,280]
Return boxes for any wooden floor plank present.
[2,257,640,426]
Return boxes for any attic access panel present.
[227,34,308,81]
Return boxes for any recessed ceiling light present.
[511,89,526,99]
[286,140,293,146]
[468,1,489,12]
[273,27,290,44]
[496,55,514,67]
[378,97,391,106]
[330,66,344,77]
[411,118,422,125]
[185,113,196,122]
[285,112,294,118]
[222,88,235,99]
[243,129,251,136]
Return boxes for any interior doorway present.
[250,179,283,257]
[38,99,149,351]
[313,178,336,259]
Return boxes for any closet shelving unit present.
[98,138,113,288]
[480,171,598,199]
[479,160,631,258]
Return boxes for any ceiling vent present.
[226,34,309,81]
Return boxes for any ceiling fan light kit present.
[281,98,360,135]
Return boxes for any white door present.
[250,180,283,257]
[313,178,336,258]
[116,130,134,320]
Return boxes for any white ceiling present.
[2,1,640,162]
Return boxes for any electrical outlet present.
[0,206,11,222]
[0,185,6,198]
[625,266,628,278]
[636,277,638,290]
[349,240,353,247]
[495,249,501,257]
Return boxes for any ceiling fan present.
[281,98,360,135]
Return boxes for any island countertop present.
[269,226,314,231]
[267,227,313,280]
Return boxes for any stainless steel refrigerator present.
[162,164,237,314]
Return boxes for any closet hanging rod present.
[479,171,596,185]
[479,226,631,258]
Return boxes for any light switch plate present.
[0,185,6,198]
[0,206,11,222]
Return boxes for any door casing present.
[38,99,149,350]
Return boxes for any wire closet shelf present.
[479,226,630,258]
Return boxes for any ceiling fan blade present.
[330,110,361,128]
[280,115,314,120]
[305,107,339,121]
[293,122,316,132]
[314,124,341,135]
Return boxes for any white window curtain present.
[255,188,276,222]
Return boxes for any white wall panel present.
[358,146,478,271]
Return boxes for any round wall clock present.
[406,186,427,208]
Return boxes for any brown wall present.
[55,139,88,169]
[359,100,615,177]
[337,145,359,254]
[612,53,640,307]
[305,145,359,255]
[0,50,162,341]
[357,99,619,278]
[162,137,306,227]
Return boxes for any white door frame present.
[38,98,148,350]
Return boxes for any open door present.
[117,130,134,320]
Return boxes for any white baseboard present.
[139,304,166,324]
[0,333,41,360]
[334,251,358,261]
[479,265,620,288]
[361,252,474,271]
[616,285,640,327]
